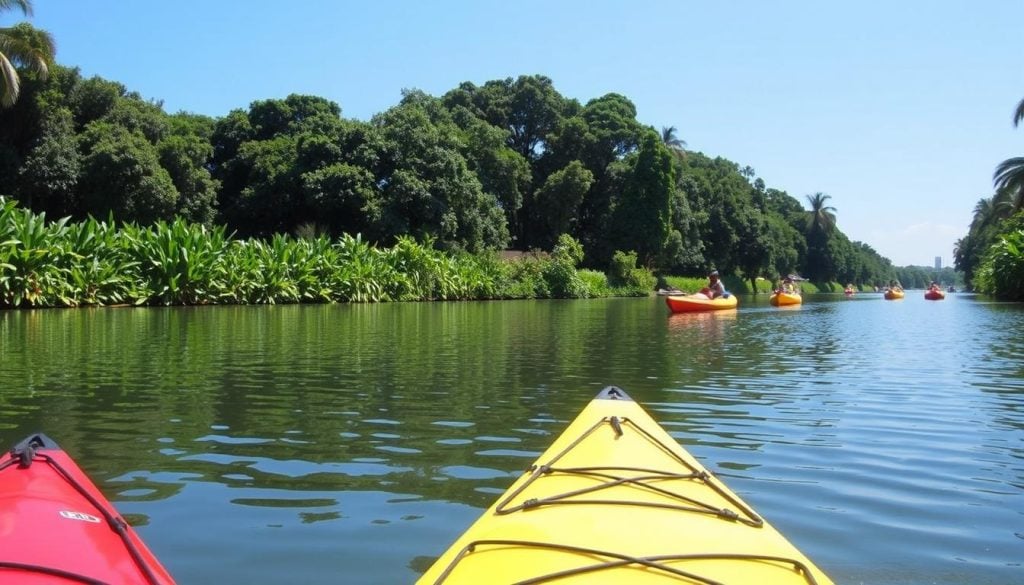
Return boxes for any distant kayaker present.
[889,279,903,292]
[700,270,727,299]
[778,277,797,294]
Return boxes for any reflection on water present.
[1,294,1022,584]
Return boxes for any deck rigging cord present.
[495,415,763,528]
[1,435,164,585]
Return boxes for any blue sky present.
[24,0,1024,267]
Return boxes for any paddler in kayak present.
[697,269,728,299]
[777,276,797,294]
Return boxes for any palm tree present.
[1,0,55,108]
[970,196,997,231]
[805,192,837,234]
[660,126,687,156]
[993,96,1024,213]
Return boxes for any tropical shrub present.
[974,213,1024,300]
[578,269,611,297]
[543,235,588,298]
[608,250,655,295]
[0,198,69,308]
[0,197,663,308]
[57,215,138,306]
[121,218,229,305]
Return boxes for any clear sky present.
[23,0,1024,267]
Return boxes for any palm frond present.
[0,52,18,107]
[0,1,33,17]
[660,125,686,150]
[993,157,1024,197]
[0,22,54,107]
[1014,96,1024,128]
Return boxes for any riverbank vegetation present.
[1,4,916,304]
[0,198,658,308]
[955,96,1024,300]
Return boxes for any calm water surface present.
[1,293,1021,584]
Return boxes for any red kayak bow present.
[0,434,175,584]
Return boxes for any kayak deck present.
[0,434,174,584]
[418,387,832,584]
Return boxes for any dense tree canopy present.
[0,61,908,286]
[955,95,1024,299]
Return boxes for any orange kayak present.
[770,292,802,306]
[884,289,905,300]
[665,294,738,313]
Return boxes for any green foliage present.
[373,94,509,252]
[17,106,79,216]
[2,66,910,286]
[577,269,610,296]
[0,198,679,308]
[551,233,584,266]
[0,16,55,108]
[157,134,218,225]
[661,276,706,293]
[531,160,592,249]
[0,197,67,307]
[57,215,138,306]
[608,250,655,294]
[800,281,825,293]
[609,130,674,265]
[77,122,178,224]
[974,212,1024,300]
[542,257,587,298]
[121,218,229,305]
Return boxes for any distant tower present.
[934,256,941,271]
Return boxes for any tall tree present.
[660,125,687,156]
[991,96,1024,215]
[803,192,838,281]
[609,131,674,266]
[0,1,54,107]
[805,192,837,235]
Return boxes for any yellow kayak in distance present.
[770,291,803,306]
[417,387,834,584]
[884,289,905,300]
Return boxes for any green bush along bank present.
[1,198,655,309]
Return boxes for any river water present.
[0,293,1021,584]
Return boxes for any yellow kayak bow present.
[417,386,834,584]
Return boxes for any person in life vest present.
[699,270,727,299]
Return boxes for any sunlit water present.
[1,293,1021,584]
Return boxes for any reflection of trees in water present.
[5,296,1024,583]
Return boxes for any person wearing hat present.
[699,270,727,299]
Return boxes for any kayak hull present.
[924,290,945,300]
[770,292,802,306]
[417,387,833,584]
[884,290,905,300]
[0,434,175,584]
[665,294,738,313]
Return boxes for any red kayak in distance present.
[0,434,175,584]
[924,289,946,301]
